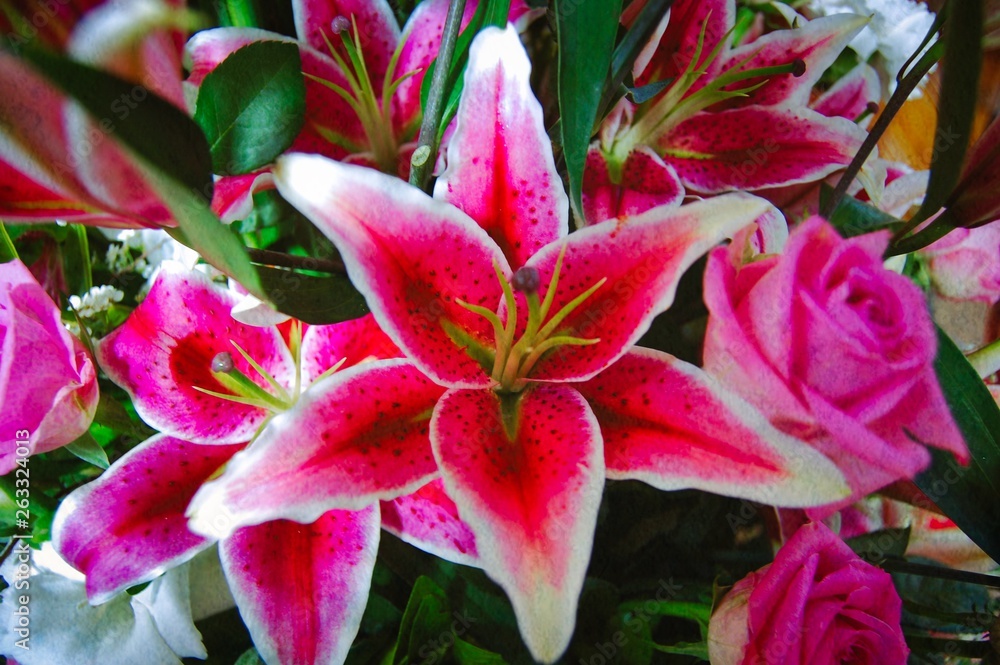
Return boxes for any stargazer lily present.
[186,0,538,221]
[53,268,475,664]
[582,0,870,224]
[187,26,849,662]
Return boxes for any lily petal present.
[274,153,509,388]
[635,0,734,88]
[300,313,402,384]
[581,144,684,225]
[576,348,849,507]
[52,434,243,604]
[293,0,400,88]
[434,25,567,269]
[661,107,866,193]
[380,478,479,567]
[812,62,880,121]
[220,507,379,665]
[188,360,444,537]
[720,13,869,108]
[211,171,275,223]
[97,268,295,444]
[521,193,777,383]
[431,385,604,663]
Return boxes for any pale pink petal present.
[434,25,567,269]
[519,193,778,383]
[581,145,684,225]
[300,313,401,384]
[662,107,866,193]
[380,478,479,566]
[51,434,242,603]
[720,13,869,108]
[431,385,604,663]
[188,360,444,536]
[293,0,400,87]
[812,62,880,120]
[96,268,295,444]
[221,507,379,665]
[0,260,98,473]
[635,0,734,89]
[576,348,848,507]
[274,153,508,388]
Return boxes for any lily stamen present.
[456,244,606,393]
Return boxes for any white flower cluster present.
[808,0,936,85]
[105,228,200,296]
[68,284,125,318]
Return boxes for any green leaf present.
[598,0,673,121]
[65,433,110,469]
[909,0,983,227]
[819,183,905,238]
[453,638,507,665]
[14,43,213,199]
[914,326,1000,563]
[153,172,263,297]
[254,265,368,324]
[194,41,306,175]
[234,647,266,665]
[554,0,623,222]
[845,527,911,563]
[392,576,451,665]
[0,224,19,262]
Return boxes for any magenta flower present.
[708,521,909,665]
[1,259,99,473]
[0,0,192,227]
[703,216,969,515]
[582,0,870,224]
[188,26,848,661]
[186,0,537,220]
[52,268,474,663]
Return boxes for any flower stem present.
[968,337,1000,379]
[409,0,467,192]
[820,40,943,220]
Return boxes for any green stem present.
[71,224,92,292]
[246,248,345,274]
[820,40,944,219]
[0,223,18,262]
[968,337,1000,379]
[409,0,466,192]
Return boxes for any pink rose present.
[703,216,968,513]
[1,260,99,474]
[708,521,908,665]
[920,225,1000,304]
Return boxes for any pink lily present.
[186,0,538,221]
[0,0,194,227]
[53,268,474,663]
[1,259,98,474]
[582,0,869,224]
[189,26,848,661]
